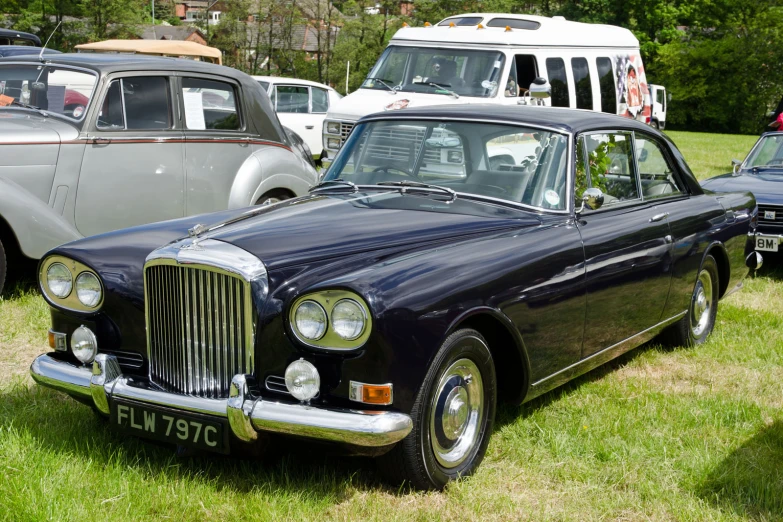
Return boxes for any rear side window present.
[312,87,329,113]
[571,58,593,110]
[275,85,309,113]
[97,77,171,130]
[546,58,569,108]
[182,77,240,130]
[596,57,616,114]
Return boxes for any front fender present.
[227,146,318,208]
[0,177,81,259]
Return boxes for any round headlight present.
[326,121,341,134]
[46,262,73,298]
[331,299,366,340]
[71,325,97,364]
[285,359,320,401]
[75,272,102,308]
[294,300,327,340]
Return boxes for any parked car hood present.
[0,111,77,147]
[194,191,539,270]
[701,171,783,203]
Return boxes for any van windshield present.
[362,46,505,98]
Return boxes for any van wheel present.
[255,190,292,206]
[652,120,660,130]
[0,238,6,295]
[659,255,719,347]
[377,328,496,490]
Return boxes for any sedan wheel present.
[256,191,291,207]
[659,254,719,347]
[0,238,5,295]
[378,328,496,490]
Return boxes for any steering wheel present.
[372,166,416,178]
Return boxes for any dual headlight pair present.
[323,120,343,151]
[289,290,372,349]
[40,256,103,311]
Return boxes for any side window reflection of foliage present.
[575,134,614,202]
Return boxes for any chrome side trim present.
[526,311,687,401]
[30,354,412,448]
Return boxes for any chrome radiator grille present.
[758,205,783,227]
[340,121,355,144]
[145,262,254,399]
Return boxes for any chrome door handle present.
[91,137,112,144]
[649,212,669,222]
[305,125,315,130]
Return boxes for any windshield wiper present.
[309,178,358,193]
[377,180,457,201]
[364,77,398,93]
[412,81,459,99]
[8,100,48,117]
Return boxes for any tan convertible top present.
[75,40,222,65]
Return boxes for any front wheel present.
[378,328,496,490]
[660,254,719,347]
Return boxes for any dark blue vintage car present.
[702,132,783,256]
[31,105,758,489]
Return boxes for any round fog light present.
[71,325,97,364]
[285,359,320,401]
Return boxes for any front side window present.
[182,77,240,130]
[635,135,683,198]
[326,120,569,210]
[546,58,569,108]
[362,46,505,98]
[312,87,329,113]
[0,64,97,121]
[571,57,592,110]
[577,132,639,206]
[97,76,171,130]
[275,85,309,113]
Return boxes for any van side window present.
[571,58,593,110]
[546,58,569,108]
[596,57,616,114]
[515,55,538,95]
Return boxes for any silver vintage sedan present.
[0,54,318,292]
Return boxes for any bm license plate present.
[756,234,779,252]
[110,399,229,454]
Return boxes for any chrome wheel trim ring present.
[690,269,713,338]
[429,357,484,469]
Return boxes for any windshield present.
[326,119,569,211]
[745,134,783,169]
[361,46,505,98]
[0,64,97,120]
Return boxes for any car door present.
[179,74,258,214]
[75,73,184,237]
[273,84,325,156]
[575,130,674,358]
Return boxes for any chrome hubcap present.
[430,358,483,469]
[261,197,281,206]
[691,270,713,338]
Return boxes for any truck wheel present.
[377,328,496,490]
[659,255,719,347]
[652,120,660,130]
[0,238,6,295]
[256,190,292,206]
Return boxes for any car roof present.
[0,52,247,78]
[252,75,335,90]
[0,45,60,57]
[358,104,656,134]
[0,28,41,46]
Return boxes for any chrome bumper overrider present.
[30,353,412,448]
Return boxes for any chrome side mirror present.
[576,187,604,213]
[731,159,741,175]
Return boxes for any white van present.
[649,83,667,130]
[323,13,652,160]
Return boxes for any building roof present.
[392,13,639,49]
[137,25,206,42]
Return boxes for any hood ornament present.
[188,223,208,237]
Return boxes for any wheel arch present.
[445,307,531,405]
[702,241,730,298]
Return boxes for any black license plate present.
[110,399,230,454]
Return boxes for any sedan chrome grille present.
[144,262,254,399]
[758,204,783,227]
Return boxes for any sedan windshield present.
[362,46,505,98]
[745,134,783,169]
[0,64,97,120]
[325,119,569,211]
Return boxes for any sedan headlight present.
[326,121,341,134]
[40,256,104,312]
[289,290,372,350]
[46,262,73,298]
[75,272,102,308]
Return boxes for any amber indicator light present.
[48,331,56,349]
[363,385,392,404]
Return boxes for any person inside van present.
[428,58,462,87]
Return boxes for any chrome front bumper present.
[30,353,412,448]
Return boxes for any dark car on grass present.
[30,105,758,490]
[702,131,783,258]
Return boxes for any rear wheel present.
[0,238,6,295]
[651,120,660,130]
[660,254,719,347]
[378,328,496,490]
[255,190,292,206]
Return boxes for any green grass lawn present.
[2,131,782,521]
